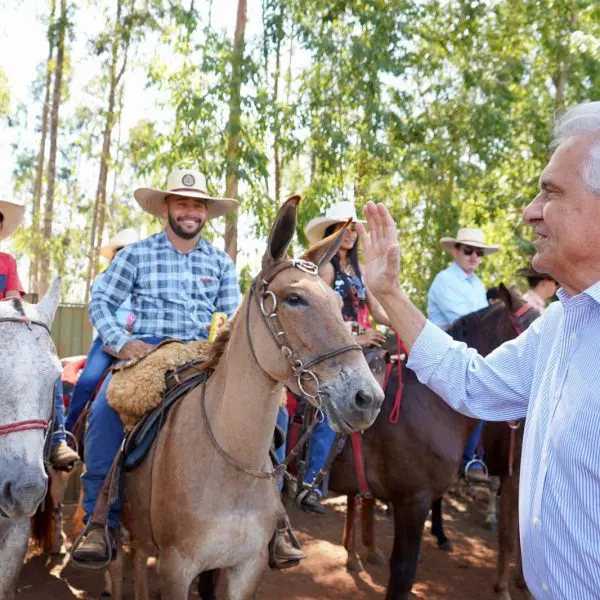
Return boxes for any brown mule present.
[106,196,384,600]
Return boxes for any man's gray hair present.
[553,101,600,194]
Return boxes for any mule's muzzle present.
[0,465,47,519]
[320,370,384,434]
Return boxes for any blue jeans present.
[303,413,337,497]
[52,379,66,444]
[81,336,165,528]
[65,336,114,433]
[275,407,289,493]
[462,420,485,468]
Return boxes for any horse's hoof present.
[485,520,498,533]
[346,556,364,573]
[366,550,386,565]
[438,539,453,552]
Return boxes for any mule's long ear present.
[497,282,523,312]
[36,278,61,326]
[303,219,350,269]
[262,195,301,270]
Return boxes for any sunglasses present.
[461,246,485,257]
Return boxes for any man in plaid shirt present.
[74,169,241,563]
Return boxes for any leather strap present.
[350,431,371,497]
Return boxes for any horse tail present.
[30,480,56,552]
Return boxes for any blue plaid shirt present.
[90,231,240,353]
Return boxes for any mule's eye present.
[284,293,307,307]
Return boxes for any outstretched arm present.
[357,202,425,350]
[358,202,534,421]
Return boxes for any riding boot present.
[50,441,80,471]
[269,516,306,569]
[71,524,115,565]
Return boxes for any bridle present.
[245,258,362,410]
[0,315,55,466]
[200,258,362,481]
[509,303,537,336]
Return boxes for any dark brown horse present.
[327,284,539,600]
[482,419,529,600]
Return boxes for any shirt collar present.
[155,230,210,255]
[557,281,600,307]
[450,261,477,281]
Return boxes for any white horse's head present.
[0,279,61,519]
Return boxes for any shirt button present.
[542,451,548,463]
[533,516,540,527]
[542,583,549,592]
[570,332,577,341]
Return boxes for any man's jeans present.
[303,414,336,497]
[81,336,165,528]
[462,420,485,468]
[65,336,113,433]
[52,379,66,445]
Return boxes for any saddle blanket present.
[107,339,212,431]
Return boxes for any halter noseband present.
[0,316,55,466]
[246,258,362,409]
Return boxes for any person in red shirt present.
[0,199,79,469]
[0,199,26,299]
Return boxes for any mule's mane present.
[447,304,495,343]
[201,312,237,371]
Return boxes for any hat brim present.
[305,216,366,245]
[440,237,499,255]
[516,267,554,279]
[0,201,25,241]
[134,188,239,219]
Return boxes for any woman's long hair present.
[324,223,362,279]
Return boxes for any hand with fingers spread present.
[357,202,402,298]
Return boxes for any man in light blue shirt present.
[358,100,600,599]
[428,227,500,477]
[427,227,499,330]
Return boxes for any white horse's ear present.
[36,278,61,326]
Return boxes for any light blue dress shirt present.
[427,261,488,329]
[408,283,600,599]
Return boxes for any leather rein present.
[0,315,55,466]
[200,258,362,480]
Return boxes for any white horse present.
[0,280,61,600]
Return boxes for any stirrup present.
[464,458,488,483]
[70,522,117,571]
[294,486,314,510]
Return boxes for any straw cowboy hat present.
[99,228,139,260]
[0,199,25,242]
[304,201,366,245]
[134,169,239,219]
[440,227,500,256]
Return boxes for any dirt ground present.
[15,488,526,600]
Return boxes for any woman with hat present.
[64,228,139,436]
[516,266,558,314]
[297,202,389,513]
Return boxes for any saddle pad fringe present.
[107,340,212,431]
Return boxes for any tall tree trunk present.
[38,0,67,296]
[224,0,247,263]
[85,0,128,301]
[272,11,283,204]
[30,0,56,294]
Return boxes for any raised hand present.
[357,202,401,297]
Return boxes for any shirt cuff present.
[406,320,454,384]
[113,333,130,354]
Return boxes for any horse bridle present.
[246,258,362,410]
[0,316,55,466]
[509,303,537,336]
[200,258,361,481]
